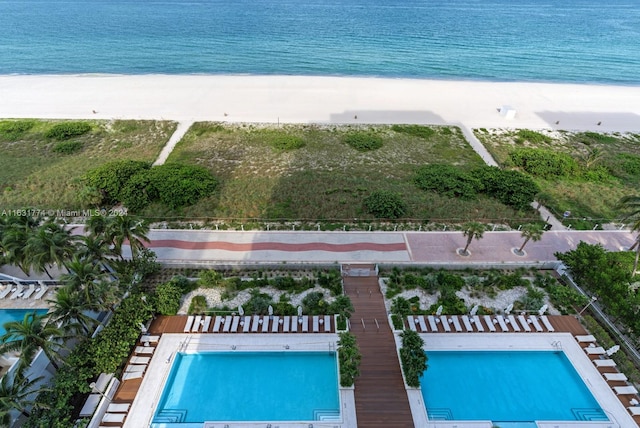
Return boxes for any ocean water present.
[0,0,639,83]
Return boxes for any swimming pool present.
[420,351,607,425]
[153,351,340,425]
[0,309,49,336]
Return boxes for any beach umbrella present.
[297,306,303,317]
[538,304,548,316]
[238,305,244,317]
[505,304,513,315]
[606,345,620,356]
[436,305,443,316]
[470,305,479,316]
[268,305,273,317]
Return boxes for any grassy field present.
[475,128,640,225]
[0,119,176,210]
[154,123,536,224]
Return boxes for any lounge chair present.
[272,316,280,333]
[614,386,638,395]
[125,364,146,373]
[0,286,12,299]
[628,406,640,416]
[33,284,49,300]
[484,315,497,332]
[593,359,616,368]
[213,316,223,333]
[576,334,596,343]
[291,316,298,332]
[407,316,417,331]
[584,346,606,355]
[427,316,438,331]
[102,412,126,423]
[107,402,131,413]
[122,371,143,381]
[283,316,290,332]
[135,346,154,355]
[140,334,159,343]
[495,315,509,332]
[440,316,452,332]
[417,316,428,332]
[261,316,269,333]
[517,315,532,332]
[472,315,485,332]
[302,315,309,332]
[202,316,212,332]
[130,356,150,364]
[529,315,543,332]
[507,315,521,332]
[191,315,202,332]
[183,316,194,333]
[223,315,232,333]
[324,315,331,332]
[22,284,36,299]
[231,316,240,332]
[242,317,251,332]
[539,315,554,332]
[10,284,24,299]
[604,373,627,382]
[312,316,320,333]
[451,316,462,332]
[461,315,474,332]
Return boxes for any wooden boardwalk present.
[343,265,415,428]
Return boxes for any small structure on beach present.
[499,105,517,119]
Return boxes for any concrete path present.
[152,120,193,166]
[139,229,635,265]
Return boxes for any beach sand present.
[1,75,640,131]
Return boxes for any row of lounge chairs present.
[0,282,49,300]
[121,334,158,381]
[406,314,555,333]
[183,314,333,334]
[100,402,131,427]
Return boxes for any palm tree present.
[0,312,66,371]
[24,221,78,279]
[0,215,40,276]
[617,195,640,276]
[61,256,107,305]
[515,224,544,255]
[106,215,150,260]
[47,285,100,336]
[460,222,486,256]
[0,371,48,424]
[76,234,116,271]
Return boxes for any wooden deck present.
[343,265,415,428]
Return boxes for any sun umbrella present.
[470,305,479,316]
[538,304,548,316]
[297,306,303,317]
[436,305,443,316]
[606,345,620,356]
[238,305,244,317]
[505,304,514,315]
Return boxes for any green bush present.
[515,129,552,145]
[473,166,540,210]
[52,140,83,154]
[83,160,151,205]
[510,148,579,179]
[154,280,184,315]
[337,332,361,387]
[614,153,640,177]
[399,330,427,387]
[45,121,92,140]
[344,132,383,151]
[577,131,619,145]
[363,190,407,219]
[264,132,306,151]
[198,270,225,288]
[119,170,154,212]
[414,164,479,199]
[147,163,217,209]
[189,295,208,314]
[302,291,328,315]
[317,270,343,296]
[0,119,35,140]
[391,124,436,140]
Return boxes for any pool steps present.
[182,314,334,333]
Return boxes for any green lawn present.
[153,123,534,223]
[0,119,176,210]
[474,128,640,224]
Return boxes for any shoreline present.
[1,74,640,131]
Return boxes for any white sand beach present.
[1,75,640,131]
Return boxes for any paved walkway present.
[141,229,635,265]
[152,120,193,166]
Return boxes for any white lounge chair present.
[272,316,280,333]
[417,316,428,332]
[122,371,143,381]
[312,316,320,333]
[517,315,532,332]
[302,315,309,332]
[33,284,49,300]
[539,315,554,332]
[484,315,497,332]
[130,356,150,364]
[183,316,194,333]
[231,316,240,332]
[107,402,130,412]
[202,316,212,332]
[628,406,640,416]
[576,334,596,343]
[614,386,638,395]
[291,316,298,332]
[496,315,509,332]
[135,346,154,355]
[584,346,606,355]
[0,286,12,299]
[22,284,36,299]
[242,317,251,332]
[102,412,126,423]
[261,316,269,333]
[125,364,146,373]
[324,315,331,332]
[140,334,159,343]
[529,315,543,332]
[213,316,223,333]
[407,316,417,332]
[427,316,438,331]
[191,315,202,332]
[461,315,474,332]
[10,285,24,300]
[593,359,616,368]
[440,316,452,332]
[507,315,521,332]
[451,316,462,332]
[472,315,485,332]
[223,315,232,332]
[604,373,627,382]
[283,316,290,332]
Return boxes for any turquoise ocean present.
[0,0,639,84]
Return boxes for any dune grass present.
[0,119,176,210]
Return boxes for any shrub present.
[399,330,427,387]
[337,332,362,387]
[154,280,184,315]
[198,270,225,288]
[317,270,343,296]
[363,190,407,219]
[515,129,552,145]
[577,131,619,145]
[147,163,217,209]
[344,132,383,151]
[302,291,327,315]
[264,132,305,151]
[45,121,92,140]
[473,166,540,210]
[52,140,83,154]
[0,119,35,140]
[391,124,436,140]
[510,148,579,179]
[189,295,208,314]
[83,160,151,205]
[119,170,154,212]
[414,164,479,199]
[614,153,640,177]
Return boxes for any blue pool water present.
[153,351,340,425]
[420,351,607,425]
[1,0,639,83]
[0,309,49,336]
